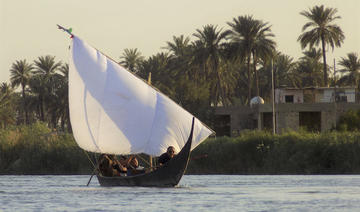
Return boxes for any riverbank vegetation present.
[188,130,360,174]
[0,122,90,174]
[1,122,360,175]
[0,5,360,174]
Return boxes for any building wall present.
[322,110,335,131]
[216,106,256,136]
[275,89,303,103]
[319,88,356,103]
[276,87,357,104]
[276,111,299,132]
[315,90,324,102]
[215,103,360,136]
[345,89,356,102]
[322,90,333,102]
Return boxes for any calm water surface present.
[0,175,360,211]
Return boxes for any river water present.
[0,175,359,211]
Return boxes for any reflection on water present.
[1,175,360,211]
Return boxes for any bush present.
[337,109,360,131]
[187,130,360,174]
[0,122,91,174]
[2,123,360,175]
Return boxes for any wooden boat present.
[59,25,214,187]
[96,117,194,187]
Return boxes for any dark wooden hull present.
[96,118,194,187]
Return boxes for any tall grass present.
[0,122,91,174]
[187,130,360,174]
[1,123,360,174]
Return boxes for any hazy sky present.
[0,0,359,83]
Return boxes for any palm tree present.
[338,53,360,87]
[259,52,298,98]
[138,52,175,98]
[298,5,345,87]
[163,35,214,119]
[273,53,297,88]
[0,83,16,128]
[0,82,13,97]
[251,24,276,97]
[165,35,191,58]
[164,35,196,83]
[33,55,62,122]
[47,72,68,130]
[57,63,71,131]
[192,24,229,106]
[295,48,323,87]
[10,59,33,124]
[119,48,144,73]
[227,15,276,102]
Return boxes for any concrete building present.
[275,87,356,104]
[215,87,360,137]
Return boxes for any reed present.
[188,130,360,174]
[1,123,360,174]
[0,122,91,174]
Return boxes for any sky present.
[0,0,359,83]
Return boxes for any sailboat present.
[59,25,214,187]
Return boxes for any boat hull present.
[96,118,194,187]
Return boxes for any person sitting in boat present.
[158,146,176,166]
[98,154,127,177]
[98,154,116,177]
[111,156,128,176]
[125,155,145,176]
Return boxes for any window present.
[214,115,231,136]
[285,95,294,103]
[335,95,347,102]
[299,112,321,132]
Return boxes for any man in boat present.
[124,155,145,176]
[158,146,176,166]
[98,154,127,177]
[112,156,128,176]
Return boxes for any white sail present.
[69,36,213,156]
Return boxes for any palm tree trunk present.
[247,55,252,105]
[214,58,227,107]
[51,111,57,129]
[40,96,45,121]
[38,95,44,121]
[321,36,328,87]
[61,115,65,131]
[66,107,72,132]
[22,84,28,124]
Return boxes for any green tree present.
[338,53,360,87]
[164,35,213,122]
[165,35,191,58]
[0,82,16,128]
[164,35,193,79]
[295,48,324,87]
[227,15,276,102]
[258,52,297,101]
[10,59,33,124]
[273,53,298,88]
[119,48,144,73]
[298,5,345,87]
[33,55,62,122]
[192,24,229,106]
[138,52,175,98]
[55,63,70,131]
